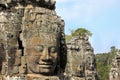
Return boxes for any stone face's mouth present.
[38,64,53,69]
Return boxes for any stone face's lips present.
[38,64,53,68]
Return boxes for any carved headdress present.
[0,0,56,10]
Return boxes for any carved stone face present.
[25,34,59,74]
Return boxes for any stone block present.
[27,74,60,80]
[1,62,7,75]
[19,64,27,74]
[14,57,21,66]
[12,66,19,74]
[16,50,22,57]
[21,56,27,65]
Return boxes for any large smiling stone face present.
[25,33,59,75]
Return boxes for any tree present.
[71,28,92,37]
[66,28,92,42]
[65,35,72,42]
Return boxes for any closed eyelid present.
[35,45,44,52]
[49,46,56,49]
[49,46,56,53]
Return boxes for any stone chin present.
[28,64,56,75]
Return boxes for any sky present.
[55,0,120,53]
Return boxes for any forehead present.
[26,33,58,46]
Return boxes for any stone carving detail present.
[21,4,66,76]
[0,0,56,10]
[0,0,67,80]
[109,50,120,80]
[0,0,98,80]
[66,35,98,80]
[0,8,23,76]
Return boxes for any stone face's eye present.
[35,45,44,52]
[49,46,56,53]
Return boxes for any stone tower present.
[109,50,120,80]
[66,35,98,80]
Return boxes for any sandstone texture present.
[0,0,98,80]
[66,35,98,80]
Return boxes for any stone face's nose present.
[39,48,51,64]
[43,48,49,59]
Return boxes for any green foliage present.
[65,28,92,42]
[71,28,92,37]
[96,46,117,80]
[96,53,110,80]
[65,35,72,42]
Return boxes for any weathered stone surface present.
[26,74,60,80]
[2,76,26,80]
[66,35,98,80]
[0,0,56,10]
[20,4,66,76]
[0,0,98,80]
[0,6,23,77]
[109,50,120,80]
[0,0,67,80]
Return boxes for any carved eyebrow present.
[35,45,44,52]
